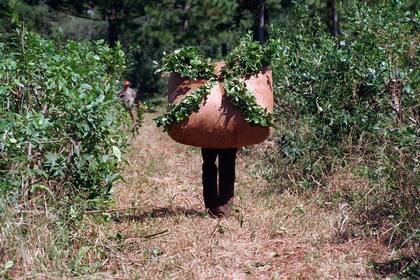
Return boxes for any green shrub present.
[0,29,128,207]
[267,1,419,247]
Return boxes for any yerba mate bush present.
[267,1,418,249]
[0,29,128,207]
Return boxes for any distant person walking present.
[201,148,238,218]
[118,80,141,131]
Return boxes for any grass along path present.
[99,112,392,279]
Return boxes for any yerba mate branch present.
[154,80,217,131]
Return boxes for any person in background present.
[118,80,140,132]
[201,148,238,218]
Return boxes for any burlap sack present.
[167,63,273,148]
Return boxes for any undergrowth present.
[0,26,130,277]
[265,0,419,260]
[0,29,128,205]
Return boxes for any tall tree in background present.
[38,0,239,93]
[257,0,265,43]
[11,0,405,95]
[106,4,118,47]
[124,0,240,93]
[45,0,148,47]
[235,0,283,44]
[2,0,286,94]
[327,0,339,37]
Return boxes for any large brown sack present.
[167,63,273,149]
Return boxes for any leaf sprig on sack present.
[154,33,276,131]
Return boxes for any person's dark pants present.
[201,148,238,209]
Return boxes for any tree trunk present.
[257,0,266,43]
[183,0,191,32]
[108,7,118,48]
[327,0,339,37]
[221,43,228,56]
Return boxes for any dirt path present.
[103,113,389,279]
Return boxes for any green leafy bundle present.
[157,47,215,80]
[155,35,274,130]
[155,80,217,131]
[222,33,273,78]
[224,78,272,127]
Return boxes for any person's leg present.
[128,106,137,124]
[130,103,142,135]
[201,148,219,210]
[218,148,238,214]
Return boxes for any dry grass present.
[1,112,399,279]
[95,113,392,279]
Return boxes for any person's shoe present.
[207,207,221,218]
[217,198,234,217]
[217,204,230,217]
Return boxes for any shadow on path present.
[373,254,419,279]
[113,206,205,223]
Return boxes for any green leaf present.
[105,173,122,184]
[112,146,122,162]
[81,83,92,90]
[4,260,13,270]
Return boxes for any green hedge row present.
[268,1,418,248]
[0,30,128,207]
